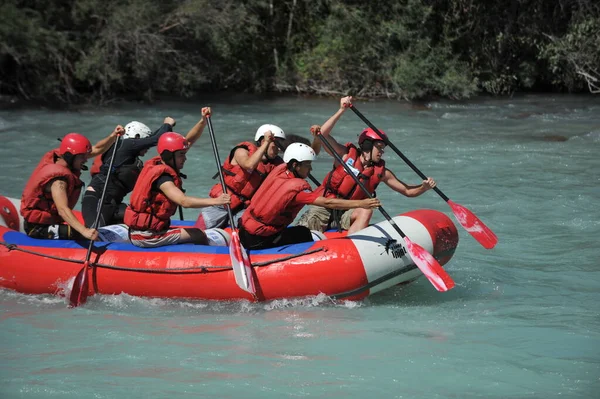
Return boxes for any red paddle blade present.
[448,200,498,249]
[69,262,90,308]
[405,237,455,292]
[229,230,256,297]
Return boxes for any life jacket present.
[322,143,385,200]
[20,149,84,225]
[90,155,102,177]
[124,156,182,232]
[241,163,311,236]
[109,158,144,202]
[209,141,283,211]
[93,141,144,202]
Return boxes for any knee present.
[354,208,373,222]
[182,228,208,245]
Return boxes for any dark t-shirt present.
[89,123,173,194]
[153,174,174,191]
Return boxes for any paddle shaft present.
[316,132,406,239]
[349,105,449,202]
[85,134,122,260]
[205,116,237,229]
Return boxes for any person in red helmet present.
[82,108,221,229]
[297,96,437,234]
[124,131,231,248]
[20,127,123,240]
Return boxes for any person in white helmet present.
[82,109,211,228]
[195,123,288,230]
[238,143,381,250]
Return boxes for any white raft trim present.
[351,215,434,295]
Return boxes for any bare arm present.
[382,169,436,197]
[232,131,273,170]
[319,96,353,157]
[159,180,231,209]
[312,196,380,210]
[309,125,322,155]
[50,180,98,240]
[89,125,124,157]
[185,107,210,148]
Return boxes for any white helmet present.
[124,121,152,139]
[283,143,316,163]
[255,124,286,141]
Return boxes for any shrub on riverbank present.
[1,0,598,104]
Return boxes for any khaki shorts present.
[296,205,353,232]
[129,227,183,248]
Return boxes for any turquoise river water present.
[0,94,599,398]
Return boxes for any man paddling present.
[20,128,122,240]
[195,124,287,230]
[297,96,436,234]
[238,143,380,250]
[124,131,230,248]
[82,117,175,228]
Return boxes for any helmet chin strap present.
[287,161,302,178]
[359,148,374,167]
[162,152,180,175]
[61,152,79,172]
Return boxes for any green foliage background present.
[1,0,598,103]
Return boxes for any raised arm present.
[233,131,274,171]
[185,107,210,148]
[309,125,322,155]
[89,125,123,157]
[128,117,176,152]
[319,96,353,157]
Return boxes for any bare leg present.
[179,228,208,245]
[347,208,374,234]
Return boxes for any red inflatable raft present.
[0,196,458,301]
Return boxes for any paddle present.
[205,115,256,297]
[69,133,122,307]
[348,104,498,250]
[315,129,454,292]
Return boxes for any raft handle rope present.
[0,240,324,274]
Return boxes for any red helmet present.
[59,133,92,156]
[158,132,189,155]
[358,128,387,146]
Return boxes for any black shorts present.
[238,225,313,250]
[81,190,125,228]
[24,221,85,240]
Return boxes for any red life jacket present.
[124,156,182,232]
[20,149,84,225]
[90,155,102,177]
[322,143,385,200]
[209,141,283,211]
[241,164,311,236]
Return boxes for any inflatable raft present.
[0,195,458,301]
